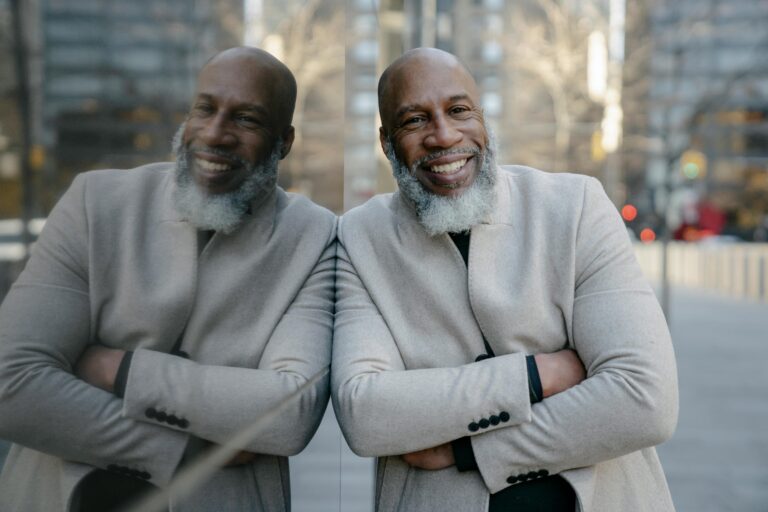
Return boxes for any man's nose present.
[199,114,236,147]
[424,114,462,149]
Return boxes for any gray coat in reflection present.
[0,163,336,511]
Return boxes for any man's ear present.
[279,126,295,159]
[379,126,389,156]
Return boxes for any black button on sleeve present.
[478,418,490,429]
[526,471,539,479]
[155,411,167,422]
[140,471,151,480]
[489,415,500,425]
[468,422,480,432]
[166,415,178,426]
[506,475,519,484]
[538,469,549,477]
[499,411,510,422]
[144,407,157,419]
[177,418,190,429]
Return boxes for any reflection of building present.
[0,0,36,220]
[646,0,768,237]
[345,0,383,210]
[250,0,344,212]
[36,0,242,211]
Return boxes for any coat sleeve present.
[470,177,679,494]
[0,174,189,487]
[331,228,532,458]
[120,227,336,456]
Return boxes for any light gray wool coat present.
[0,163,336,511]
[332,165,678,512]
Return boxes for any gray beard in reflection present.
[384,134,498,237]
[171,123,281,234]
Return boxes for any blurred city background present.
[0,0,767,511]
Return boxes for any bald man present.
[332,48,677,511]
[0,47,336,511]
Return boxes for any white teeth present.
[196,158,231,173]
[430,159,467,174]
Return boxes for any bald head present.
[202,46,297,131]
[378,48,479,132]
[180,46,298,196]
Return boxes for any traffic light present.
[640,228,656,243]
[621,204,638,222]
[680,149,707,180]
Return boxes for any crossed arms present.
[332,179,678,494]
[0,175,335,485]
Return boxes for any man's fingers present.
[400,444,455,470]
[74,345,124,392]
[225,451,258,466]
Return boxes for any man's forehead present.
[386,66,478,110]
[198,55,271,85]
[195,59,276,104]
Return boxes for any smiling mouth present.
[196,158,234,174]
[429,158,467,174]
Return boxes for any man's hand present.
[535,349,586,398]
[401,443,455,470]
[75,345,126,394]
[225,450,258,466]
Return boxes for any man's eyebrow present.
[449,93,472,103]
[238,104,269,116]
[395,104,421,119]
[194,93,214,103]
[193,94,269,116]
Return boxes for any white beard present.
[170,124,280,234]
[385,134,498,237]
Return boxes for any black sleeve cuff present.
[113,351,133,398]
[452,436,479,472]
[526,355,543,404]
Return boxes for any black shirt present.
[448,231,576,512]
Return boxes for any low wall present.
[634,242,768,302]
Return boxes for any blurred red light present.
[621,204,638,222]
[640,228,656,243]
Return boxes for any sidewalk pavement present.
[656,287,768,512]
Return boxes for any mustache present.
[184,145,250,167]
[411,147,482,171]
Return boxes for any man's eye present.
[450,106,471,116]
[193,103,214,115]
[402,116,425,127]
[237,115,258,124]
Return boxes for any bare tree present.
[502,0,604,173]
[270,0,345,211]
